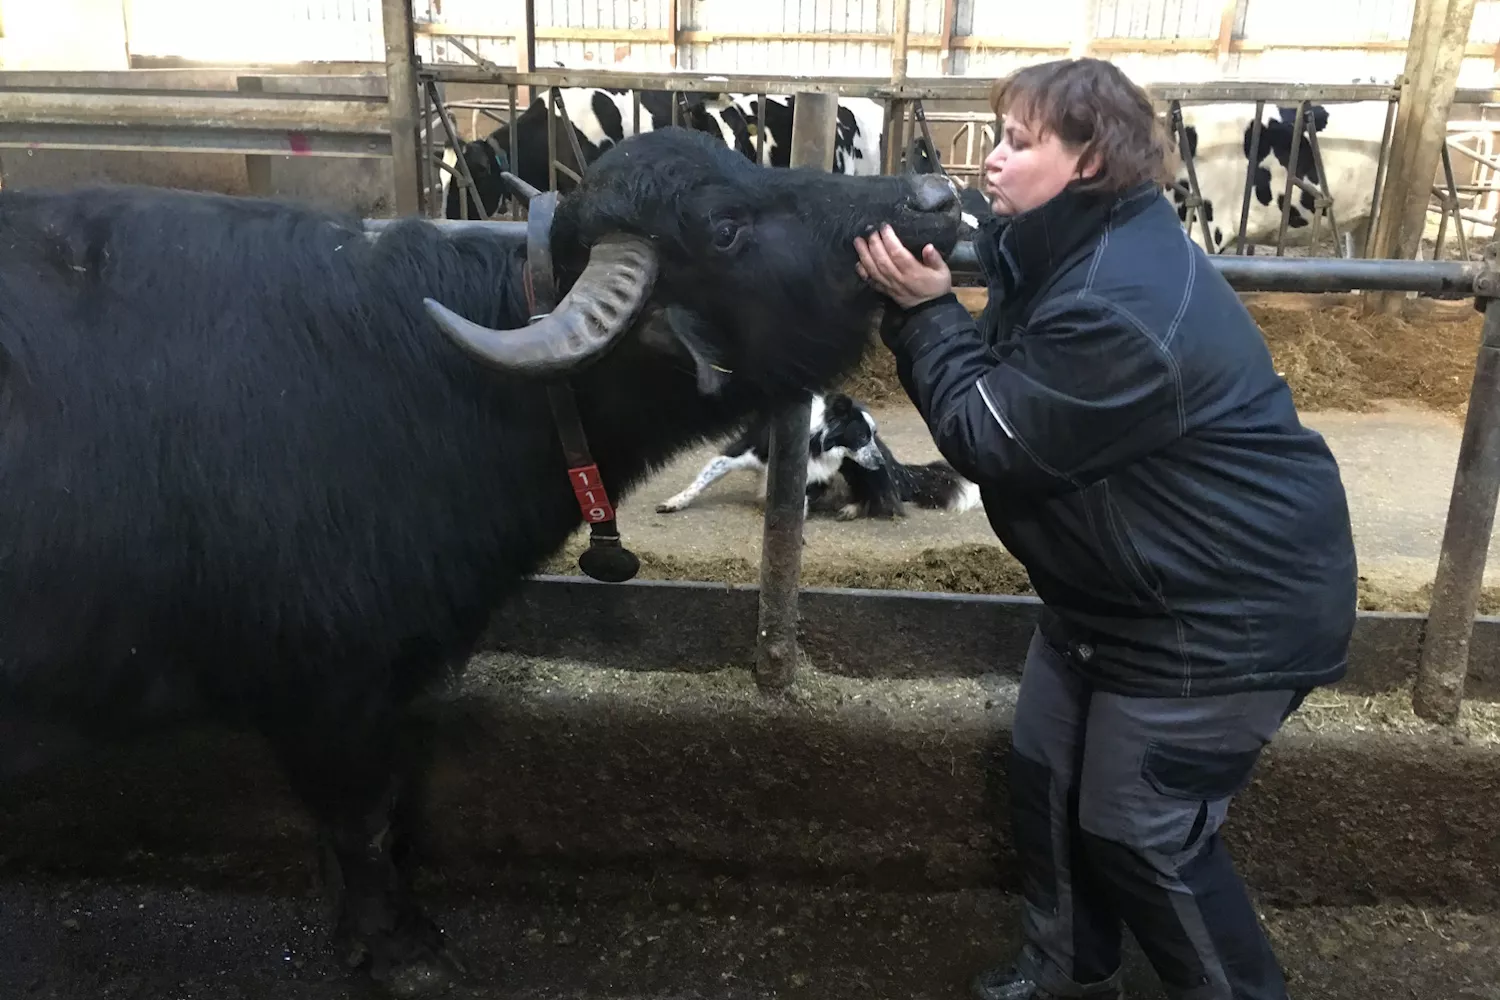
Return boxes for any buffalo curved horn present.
[423,233,659,376]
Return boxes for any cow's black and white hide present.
[703,94,886,175]
[1168,100,1389,256]
[0,127,961,997]
[443,87,724,218]
[443,87,889,219]
[904,102,1388,254]
[655,391,979,520]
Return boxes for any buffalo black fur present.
[0,125,960,994]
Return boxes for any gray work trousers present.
[1009,628,1306,1000]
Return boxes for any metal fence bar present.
[754,92,840,694]
[417,66,1402,106]
[368,218,1487,293]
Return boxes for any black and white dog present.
[655,392,980,519]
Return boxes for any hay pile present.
[1252,302,1479,416]
[540,542,1037,597]
[543,539,1497,614]
[840,292,1483,417]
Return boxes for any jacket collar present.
[978,179,1162,303]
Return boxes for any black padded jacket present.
[880,179,1358,698]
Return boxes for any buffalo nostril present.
[909,175,958,213]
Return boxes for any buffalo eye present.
[711,220,741,252]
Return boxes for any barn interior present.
[1,1,1498,997]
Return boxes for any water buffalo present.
[0,125,961,995]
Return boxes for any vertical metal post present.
[381,0,422,216]
[1274,100,1307,257]
[885,99,909,175]
[1365,97,1400,260]
[1439,142,1470,259]
[1414,250,1500,723]
[1237,99,1265,254]
[418,83,438,216]
[754,92,838,694]
[1172,100,1214,251]
[508,83,522,220]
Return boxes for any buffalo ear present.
[638,305,733,396]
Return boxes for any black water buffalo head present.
[427,126,962,402]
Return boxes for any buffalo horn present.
[424,233,659,376]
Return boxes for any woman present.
[854,58,1357,1000]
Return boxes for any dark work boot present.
[970,948,1126,1000]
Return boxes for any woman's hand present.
[854,223,952,310]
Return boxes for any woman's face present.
[980,107,1095,216]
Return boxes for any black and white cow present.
[442,87,890,219]
[905,101,1392,256]
[704,93,886,175]
[1168,100,1389,256]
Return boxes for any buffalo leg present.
[269,711,457,997]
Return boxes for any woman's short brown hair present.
[989,57,1172,195]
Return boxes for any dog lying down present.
[655,392,981,520]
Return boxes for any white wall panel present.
[94,0,1497,87]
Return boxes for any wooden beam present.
[937,0,959,74]
[0,90,390,133]
[890,0,912,84]
[1369,0,1479,317]
[1072,0,1098,57]
[1231,37,1495,55]
[381,0,421,217]
[416,24,1062,49]
[1216,0,1238,66]
[665,0,679,68]
[517,0,535,105]
[416,22,1500,61]
[1090,36,1215,52]
[422,68,1396,105]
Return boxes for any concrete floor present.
[4,869,1497,999]
[621,399,1493,590]
[5,403,1495,1000]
